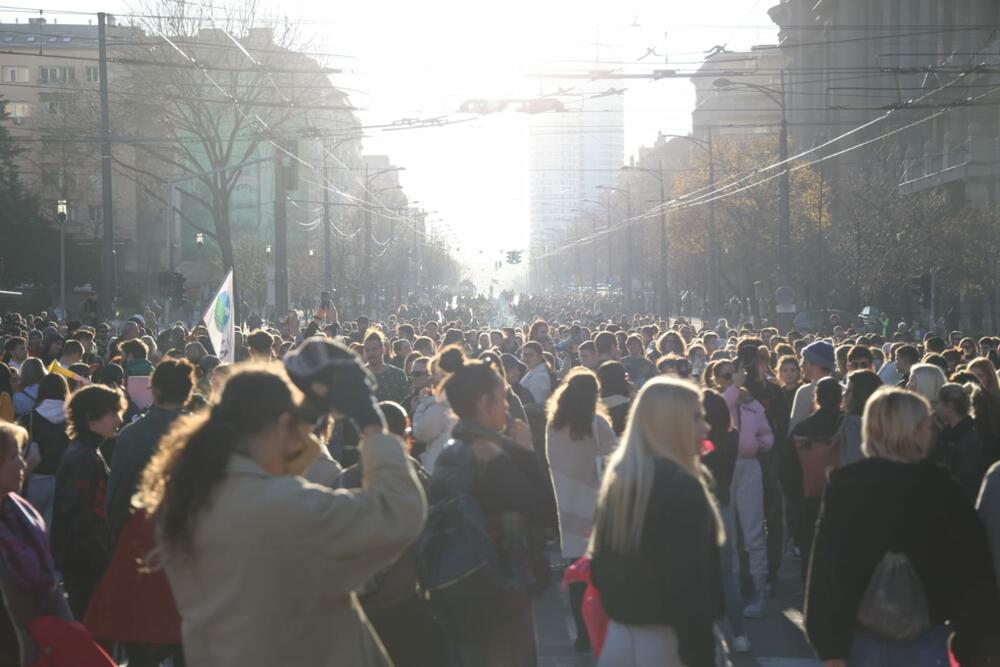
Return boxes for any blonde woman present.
[906,362,947,407]
[590,378,724,667]
[806,387,1000,666]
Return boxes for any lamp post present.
[714,75,790,294]
[362,166,405,316]
[624,132,714,320]
[56,200,67,312]
[597,184,632,306]
[581,200,606,294]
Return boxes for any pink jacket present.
[723,384,775,458]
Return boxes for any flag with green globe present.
[202,270,234,363]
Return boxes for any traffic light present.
[506,251,515,264]
[158,271,186,301]
[512,250,522,264]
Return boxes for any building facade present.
[0,17,141,305]
[769,0,1000,208]
[528,77,624,293]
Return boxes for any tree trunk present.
[214,196,239,324]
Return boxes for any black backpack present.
[415,443,512,628]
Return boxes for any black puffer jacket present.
[429,420,556,594]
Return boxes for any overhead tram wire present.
[543,75,1000,260]
[537,62,994,260]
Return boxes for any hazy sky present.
[7,0,778,272]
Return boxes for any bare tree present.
[117,0,354,297]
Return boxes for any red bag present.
[26,617,115,667]
[83,510,181,644]
[561,557,609,656]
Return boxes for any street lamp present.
[56,200,67,311]
[362,166,406,317]
[623,132,716,319]
[581,199,606,293]
[596,184,632,305]
[195,232,205,247]
[714,75,792,316]
[265,244,272,254]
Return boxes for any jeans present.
[848,625,948,667]
[718,504,746,636]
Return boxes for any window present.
[1,66,28,82]
[4,101,31,118]
[84,66,98,82]
[39,66,74,83]
[39,100,67,115]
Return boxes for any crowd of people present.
[0,299,999,666]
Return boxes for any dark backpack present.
[415,443,512,628]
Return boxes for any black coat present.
[703,429,738,506]
[24,409,69,476]
[591,457,723,667]
[931,417,985,501]
[50,433,112,576]
[805,457,1000,664]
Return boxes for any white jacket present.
[411,392,456,474]
[520,364,552,405]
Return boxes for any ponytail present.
[140,367,301,555]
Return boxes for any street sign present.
[776,303,797,314]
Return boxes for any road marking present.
[757,659,821,667]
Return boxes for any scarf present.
[0,493,57,592]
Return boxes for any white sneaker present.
[732,635,751,653]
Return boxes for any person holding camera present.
[140,340,426,667]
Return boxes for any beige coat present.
[546,415,618,559]
[161,432,427,667]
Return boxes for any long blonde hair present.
[590,377,722,554]
[862,386,930,462]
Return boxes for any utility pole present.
[274,152,289,316]
[363,163,372,314]
[624,185,632,308]
[778,70,791,289]
[658,160,668,318]
[322,147,332,293]
[592,216,597,294]
[606,197,612,292]
[97,13,115,318]
[57,200,67,312]
[707,129,719,315]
